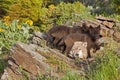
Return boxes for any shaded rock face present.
[1,42,84,80]
[11,44,47,75]
[1,42,49,80]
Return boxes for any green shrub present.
[8,0,43,21]
[38,2,93,32]
[0,1,92,32]
[0,0,14,17]
[55,2,92,25]
[0,17,32,54]
[112,0,120,14]
[0,0,43,21]
[88,49,120,80]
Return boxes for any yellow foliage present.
[17,25,22,30]
[48,4,55,10]
[0,28,4,32]
[4,22,10,26]
[3,16,10,21]
[26,20,33,26]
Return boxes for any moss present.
[38,51,70,73]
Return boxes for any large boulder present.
[1,42,83,80]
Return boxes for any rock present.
[102,21,114,28]
[113,31,120,42]
[1,42,53,80]
[34,31,45,39]
[29,36,42,46]
[96,16,115,22]
[34,31,43,38]
[1,41,84,80]
[41,48,77,69]
[28,32,47,47]
[100,25,110,37]
[115,47,120,57]
[84,20,99,27]
[100,25,115,37]
[1,59,25,80]
[74,20,99,28]
[1,67,23,80]
[109,29,114,36]
[97,37,113,44]
[116,22,120,28]
[69,41,87,59]
[96,20,103,24]
[11,43,49,75]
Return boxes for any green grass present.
[35,45,120,80]
[0,1,120,79]
[88,50,120,80]
[61,70,85,80]
[60,50,120,80]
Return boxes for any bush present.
[0,0,43,21]
[0,16,32,54]
[0,1,92,32]
[112,0,120,14]
[0,0,14,18]
[0,0,52,32]
[38,2,93,32]
[53,2,92,25]
[9,0,43,21]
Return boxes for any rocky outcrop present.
[1,42,50,80]
[74,16,120,42]
[1,16,120,80]
[1,41,85,80]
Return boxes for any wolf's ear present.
[89,25,93,29]
[88,25,93,34]
[97,25,101,30]
[82,42,87,47]
[82,22,87,27]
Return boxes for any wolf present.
[58,25,102,58]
